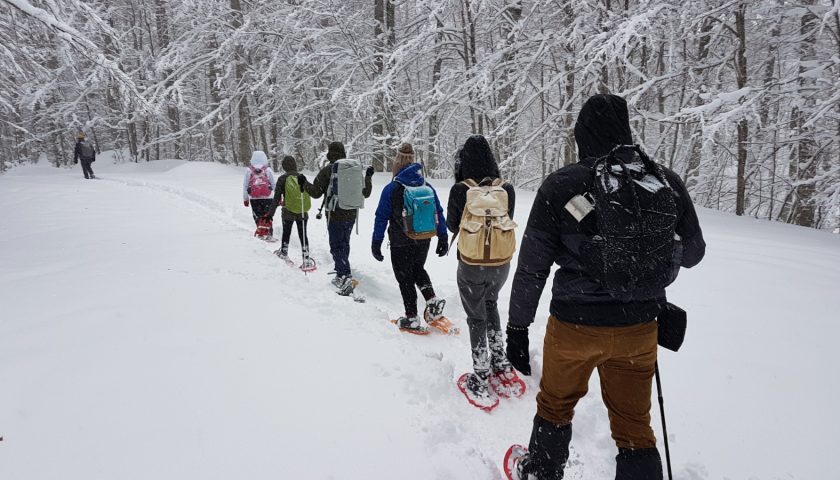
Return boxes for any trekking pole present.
[655,361,673,480]
[301,189,309,275]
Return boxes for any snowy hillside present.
[1,160,838,480]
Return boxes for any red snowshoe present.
[300,257,317,273]
[503,444,529,480]
[456,373,499,412]
[391,318,430,335]
[254,217,275,241]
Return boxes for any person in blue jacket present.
[372,143,449,330]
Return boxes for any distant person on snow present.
[269,155,314,269]
[371,143,448,330]
[73,133,96,179]
[298,141,373,296]
[242,151,276,239]
[505,94,706,480]
[447,134,518,408]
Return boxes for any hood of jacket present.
[281,155,297,173]
[249,151,269,168]
[457,135,500,182]
[574,94,633,161]
[394,163,424,187]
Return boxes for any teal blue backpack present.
[400,183,438,240]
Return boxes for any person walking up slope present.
[447,135,522,411]
[371,143,448,332]
[73,133,96,179]
[269,155,314,270]
[503,94,706,480]
[299,141,373,296]
[242,151,276,240]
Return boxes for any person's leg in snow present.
[457,262,492,377]
[527,317,662,480]
[327,219,355,286]
[391,245,420,317]
[296,214,310,258]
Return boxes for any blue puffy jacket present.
[373,163,447,247]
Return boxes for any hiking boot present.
[300,257,316,271]
[521,416,572,480]
[396,316,422,330]
[615,448,663,480]
[424,297,446,322]
[466,371,492,400]
[274,248,289,260]
[331,275,344,288]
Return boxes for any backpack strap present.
[462,179,479,188]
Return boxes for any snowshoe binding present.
[335,276,365,303]
[456,372,498,412]
[274,246,295,266]
[300,257,316,273]
[489,364,527,399]
[503,444,530,480]
[391,316,429,335]
[422,298,459,335]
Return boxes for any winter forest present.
[1,0,839,230]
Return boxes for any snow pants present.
[390,242,435,317]
[456,262,510,375]
[80,159,95,179]
[250,199,274,235]
[327,219,354,278]
[537,317,659,450]
[281,211,309,252]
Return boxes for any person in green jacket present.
[269,155,314,269]
[299,142,373,295]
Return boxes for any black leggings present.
[281,213,309,250]
[390,242,436,317]
[250,199,274,235]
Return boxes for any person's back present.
[242,151,276,239]
[73,134,96,179]
[446,135,523,412]
[505,94,705,480]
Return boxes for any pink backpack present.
[248,166,272,198]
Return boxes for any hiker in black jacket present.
[505,94,705,480]
[447,135,518,404]
[73,133,96,179]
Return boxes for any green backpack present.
[284,175,311,214]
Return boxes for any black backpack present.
[79,141,95,161]
[578,145,679,298]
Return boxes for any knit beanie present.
[392,143,415,176]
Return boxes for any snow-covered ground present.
[1,158,838,479]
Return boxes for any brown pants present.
[537,317,658,449]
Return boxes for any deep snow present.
[1,158,838,479]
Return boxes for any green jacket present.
[303,160,373,222]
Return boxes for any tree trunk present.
[734,3,748,216]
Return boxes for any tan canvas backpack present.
[457,179,517,266]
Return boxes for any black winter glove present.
[371,241,384,262]
[435,236,448,257]
[365,166,375,177]
[506,324,531,376]
[298,174,308,185]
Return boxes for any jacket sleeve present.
[446,183,465,234]
[504,183,516,220]
[373,183,394,244]
[268,174,286,218]
[242,169,251,201]
[508,181,565,329]
[363,172,373,198]
[73,142,81,162]
[431,186,448,239]
[303,165,330,199]
[668,173,706,268]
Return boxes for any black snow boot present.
[519,415,572,480]
[615,448,663,480]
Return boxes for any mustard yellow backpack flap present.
[457,179,517,266]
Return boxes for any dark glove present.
[506,324,531,376]
[435,236,448,257]
[298,174,307,185]
[371,241,384,262]
[243,199,249,207]
[366,166,375,177]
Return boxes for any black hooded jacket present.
[446,135,516,236]
[508,95,706,328]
